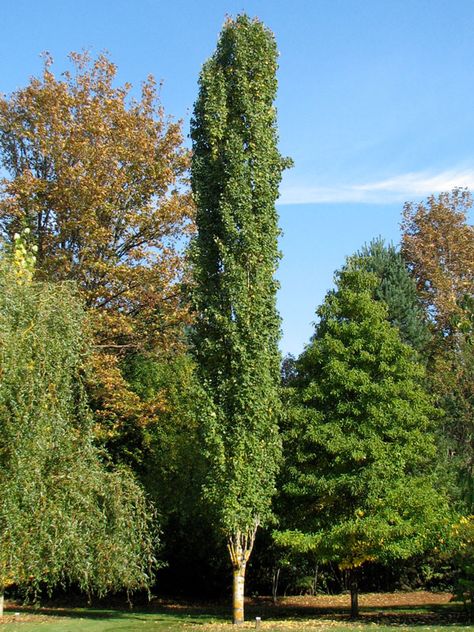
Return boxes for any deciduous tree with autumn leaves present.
[0,52,194,460]
[402,189,474,511]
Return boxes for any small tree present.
[190,15,289,624]
[0,234,156,614]
[276,268,449,618]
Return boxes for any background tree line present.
[0,14,472,623]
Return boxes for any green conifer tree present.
[346,238,430,353]
[190,15,289,624]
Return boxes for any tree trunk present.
[228,526,258,625]
[313,563,319,596]
[232,564,246,625]
[349,569,359,619]
[272,567,280,604]
[0,590,4,617]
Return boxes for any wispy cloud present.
[278,168,474,205]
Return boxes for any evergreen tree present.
[190,15,289,624]
[346,238,430,353]
[276,268,449,618]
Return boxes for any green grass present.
[1,598,471,632]
[1,607,473,632]
[3,608,219,631]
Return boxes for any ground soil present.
[258,591,454,608]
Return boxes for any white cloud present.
[278,168,474,205]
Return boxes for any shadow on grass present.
[6,597,470,627]
[149,598,469,627]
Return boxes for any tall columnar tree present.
[276,269,450,618]
[190,15,289,624]
[0,234,157,614]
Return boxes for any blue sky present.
[2,0,473,355]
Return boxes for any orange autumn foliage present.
[0,53,194,460]
[401,188,474,336]
[0,52,193,353]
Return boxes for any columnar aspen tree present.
[190,15,289,625]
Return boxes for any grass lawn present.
[1,612,472,632]
[1,593,471,632]
[1,609,219,631]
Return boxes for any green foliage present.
[0,249,157,596]
[123,352,210,523]
[119,352,229,598]
[346,238,430,353]
[276,268,450,570]
[439,299,474,512]
[190,15,288,537]
[452,516,474,619]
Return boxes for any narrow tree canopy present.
[190,14,288,537]
[190,14,289,623]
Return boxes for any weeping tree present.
[190,15,289,624]
[0,233,157,615]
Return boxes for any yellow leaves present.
[11,229,36,285]
[339,554,376,571]
[86,352,167,451]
